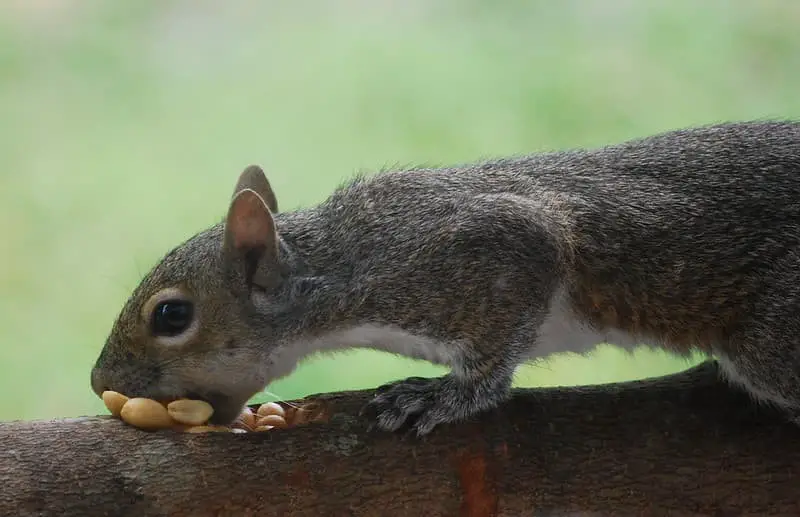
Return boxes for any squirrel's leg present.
[716,252,800,425]
[716,343,800,426]
[362,320,537,436]
[363,367,514,437]
[361,194,564,436]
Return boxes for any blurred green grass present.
[1,0,798,421]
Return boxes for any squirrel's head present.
[90,165,294,424]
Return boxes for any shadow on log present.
[1,361,799,517]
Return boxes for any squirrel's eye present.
[151,300,194,337]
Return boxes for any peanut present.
[256,414,287,429]
[256,402,286,418]
[233,407,257,430]
[101,390,301,434]
[166,399,214,426]
[120,398,173,430]
[291,408,312,425]
[292,401,322,425]
[101,391,129,418]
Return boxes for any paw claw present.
[375,410,408,433]
[362,374,491,436]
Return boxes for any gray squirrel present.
[91,120,800,435]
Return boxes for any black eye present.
[151,300,194,337]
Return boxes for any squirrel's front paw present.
[361,375,483,436]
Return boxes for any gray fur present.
[91,120,800,435]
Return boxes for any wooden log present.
[1,361,798,517]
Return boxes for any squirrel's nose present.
[90,367,107,398]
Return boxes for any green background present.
[2,0,798,421]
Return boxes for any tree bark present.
[1,361,798,517]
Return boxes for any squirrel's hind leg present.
[715,252,800,426]
[716,348,800,426]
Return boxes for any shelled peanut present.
[101,391,324,433]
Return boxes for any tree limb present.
[1,361,799,517]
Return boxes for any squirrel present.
[91,120,800,436]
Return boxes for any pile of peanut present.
[101,391,322,433]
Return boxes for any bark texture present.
[1,361,799,517]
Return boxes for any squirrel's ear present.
[223,189,280,283]
[233,165,278,214]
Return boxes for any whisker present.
[133,256,144,281]
[259,389,303,409]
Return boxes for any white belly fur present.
[532,286,657,360]
[270,285,658,382]
[268,324,464,381]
